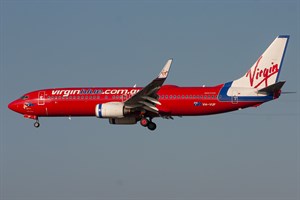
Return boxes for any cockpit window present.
[20,95,29,100]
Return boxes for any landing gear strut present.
[140,117,157,131]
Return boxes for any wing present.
[124,59,173,114]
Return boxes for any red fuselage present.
[8,84,267,118]
[7,36,288,130]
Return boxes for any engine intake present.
[95,102,128,118]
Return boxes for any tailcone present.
[273,90,281,99]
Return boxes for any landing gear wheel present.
[34,121,40,128]
[140,118,149,127]
[147,122,157,131]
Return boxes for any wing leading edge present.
[124,59,173,113]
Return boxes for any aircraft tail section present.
[232,35,289,89]
[257,81,285,95]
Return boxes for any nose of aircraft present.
[8,100,20,113]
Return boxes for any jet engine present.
[95,102,130,118]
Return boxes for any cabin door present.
[231,90,238,104]
[38,91,45,105]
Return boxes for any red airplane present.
[8,35,289,130]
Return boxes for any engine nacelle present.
[109,117,137,124]
[95,102,127,118]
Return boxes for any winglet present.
[158,59,172,79]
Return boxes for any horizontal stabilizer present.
[258,81,285,94]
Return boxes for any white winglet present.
[158,59,172,79]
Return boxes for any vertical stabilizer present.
[232,35,289,89]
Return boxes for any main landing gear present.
[140,117,157,131]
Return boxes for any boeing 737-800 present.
[8,35,289,130]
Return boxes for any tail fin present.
[232,35,289,89]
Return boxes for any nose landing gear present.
[23,115,40,128]
[34,120,40,128]
[140,117,157,131]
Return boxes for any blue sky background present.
[1,0,299,200]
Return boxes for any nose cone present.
[8,100,20,113]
